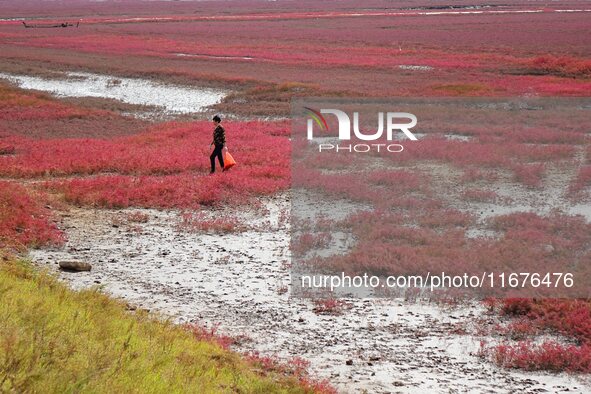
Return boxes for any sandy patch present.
[0,71,226,117]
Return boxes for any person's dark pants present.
[210,144,225,173]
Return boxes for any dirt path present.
[29,195,590,393]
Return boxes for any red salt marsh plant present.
[125,211,149,223]
[489,211,591,252]
[481,298,591,373]
[460,168,499,183]
[49,171,289,209]
[0,83,106,122]
[293,167,432,208]
[1,120,291,208]
[510,127,588,145]
[2,5,590,103]
[0,83,149,139]
[296,191,590,292]
[477,213,591,288]
[386,139,574,169]
[179,212,246,233]
[0,181,64,250]
[0,120,290,178]
[306,208,476,277]
[291,232,332,258]
[447,125,588,145]
[5,9,589,78]
[461,188,502,203]
[188,323,239,350]
[569,165,591,197]
[522,56,591,78]
[512,163,545,188]
[245,352,336,394]
[312,298,352,316]
[0,142,15,155]
[485,341,591,373]
[499,298,591,344]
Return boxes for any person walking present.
[210,115,226,174]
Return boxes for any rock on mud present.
[58,261,92,272]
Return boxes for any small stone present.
[345,359,353,366]
[58,261,92,272]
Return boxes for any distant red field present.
[1,0,590,112]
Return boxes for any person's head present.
[212,115,221,125]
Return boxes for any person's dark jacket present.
[213,125,226,146]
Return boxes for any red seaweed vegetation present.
[0,181,64,250]
[480,298,591,373]
[0,117,290,208]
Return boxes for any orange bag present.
[224,150,236,170]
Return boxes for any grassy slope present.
[0,257,317,394]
